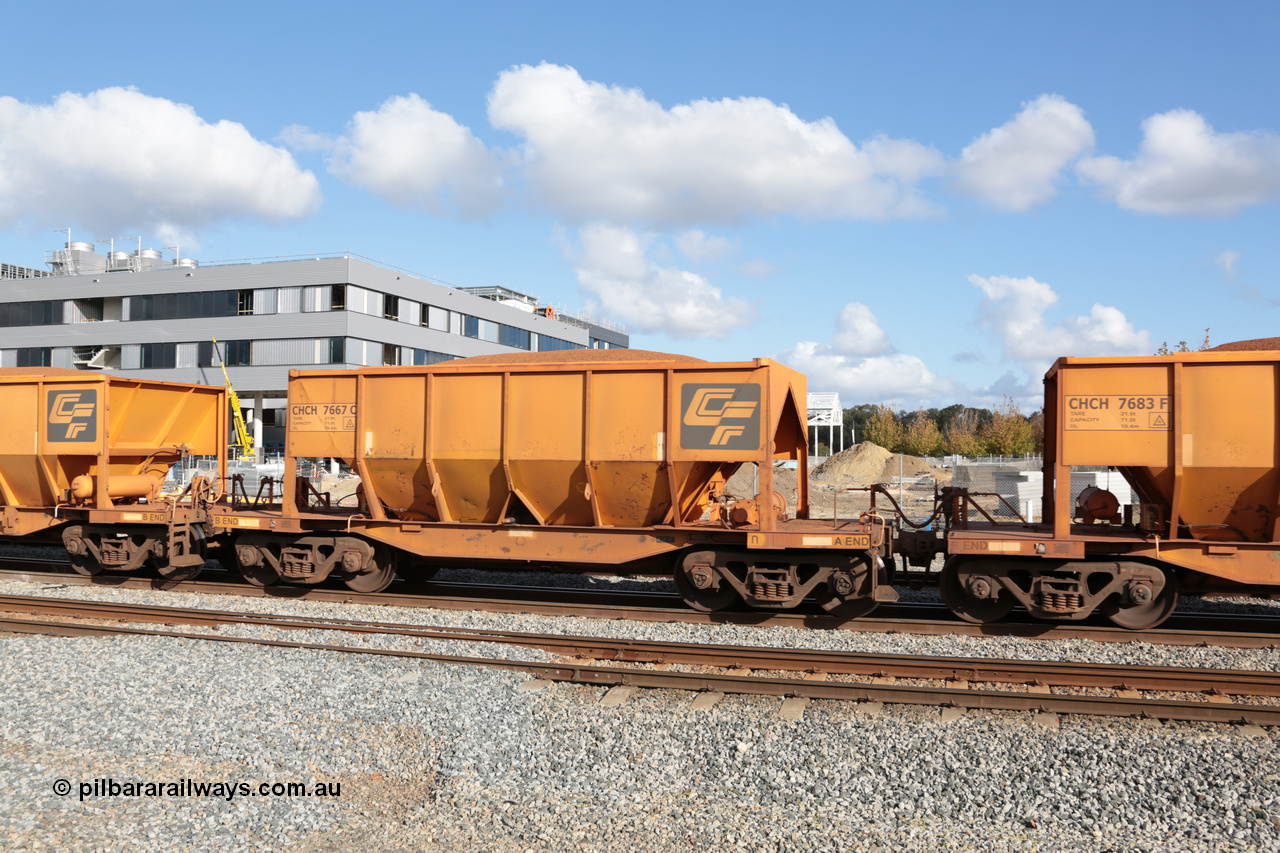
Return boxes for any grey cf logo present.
[47,390,97,442]
[680,384,761,450]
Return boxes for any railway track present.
[3,561,1279,649]
[2,594,1277,725]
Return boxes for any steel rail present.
[1,614,1276,725]
[4,565,1279,650]
[4,594,1280,698]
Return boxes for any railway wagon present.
[229,351,896,614]
[0,368,227,579]
[928,347,1280,629]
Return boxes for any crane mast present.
[211,338,254,462]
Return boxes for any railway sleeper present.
[234,534,397,594]
[942,556,1178,629]
[60,523,209,580]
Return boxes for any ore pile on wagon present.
[6,343,1280,630]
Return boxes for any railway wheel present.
[344,545,397,593]
[63,527,103,576]
[940,558,1014,624]
[815,555,879,619]
[674,551,739,612]
[68,551,104,577]
[151,528,206,582]
[1101,569,1178,630]
[235,541,280,587]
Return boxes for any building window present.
[331,284,346,310]
[327,337,345,364]
[538,335,583,352]
[223,340,252,366]
[499,324,531,350]
[413,349,455,366]
[237,290,254,316]
[463,314,479,338]
[140,342,177,369]
[0,300,63,327]
[16,347,52,367]
[382,343,401,366]
[130,291,238,321]
[383,295,399,320]
[199,340,249,367]
[423,304,449,331]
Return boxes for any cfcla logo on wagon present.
[681,384,761,450]
[47,390,97,442]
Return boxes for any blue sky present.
[2,2,1277,408]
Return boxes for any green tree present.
[979,397,1035,456]
[900,409,943,456]
[943,408,984,456]
[861,404,903,451]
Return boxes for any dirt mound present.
[724,464,798,499]
[811,442,893,485]
[1208,338,1280,352]
[882,453,935,480]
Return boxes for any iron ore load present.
[5,344,1280,630]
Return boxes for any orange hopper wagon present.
[230,350,895,613]
[932,345,1280,629]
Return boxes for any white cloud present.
[675,229,737,263]
[780,302,948,404]
[0,87,320,236]
[318,94,504,219]
[570,224,754,338]
[960,372,1043,411]
[830,303,893,357]
[736,258,778,279]
[1216,249,1241,278]
[1077,109,1280,216]
[782,342,948,404]
[950,95,1094,211]
[488,63,945,226]
[969,274,1151,375]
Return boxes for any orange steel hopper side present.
[0,368,227,579]
[932,348,1280,629]
[229,351,892,612]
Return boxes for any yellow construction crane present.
[212,338,255,462]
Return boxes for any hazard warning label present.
[289,402,357,432]
[1064,396,1171,431]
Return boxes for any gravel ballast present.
[2,571,1279,851]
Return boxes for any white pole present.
[898,453,904,506]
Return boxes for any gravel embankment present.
[2,567,1279,851]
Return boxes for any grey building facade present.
[0,245,628,453]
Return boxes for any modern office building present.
[0,242,628,453]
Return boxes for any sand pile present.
[811,442,893,484]
[882,453,936,480]
[723,464,798,502]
